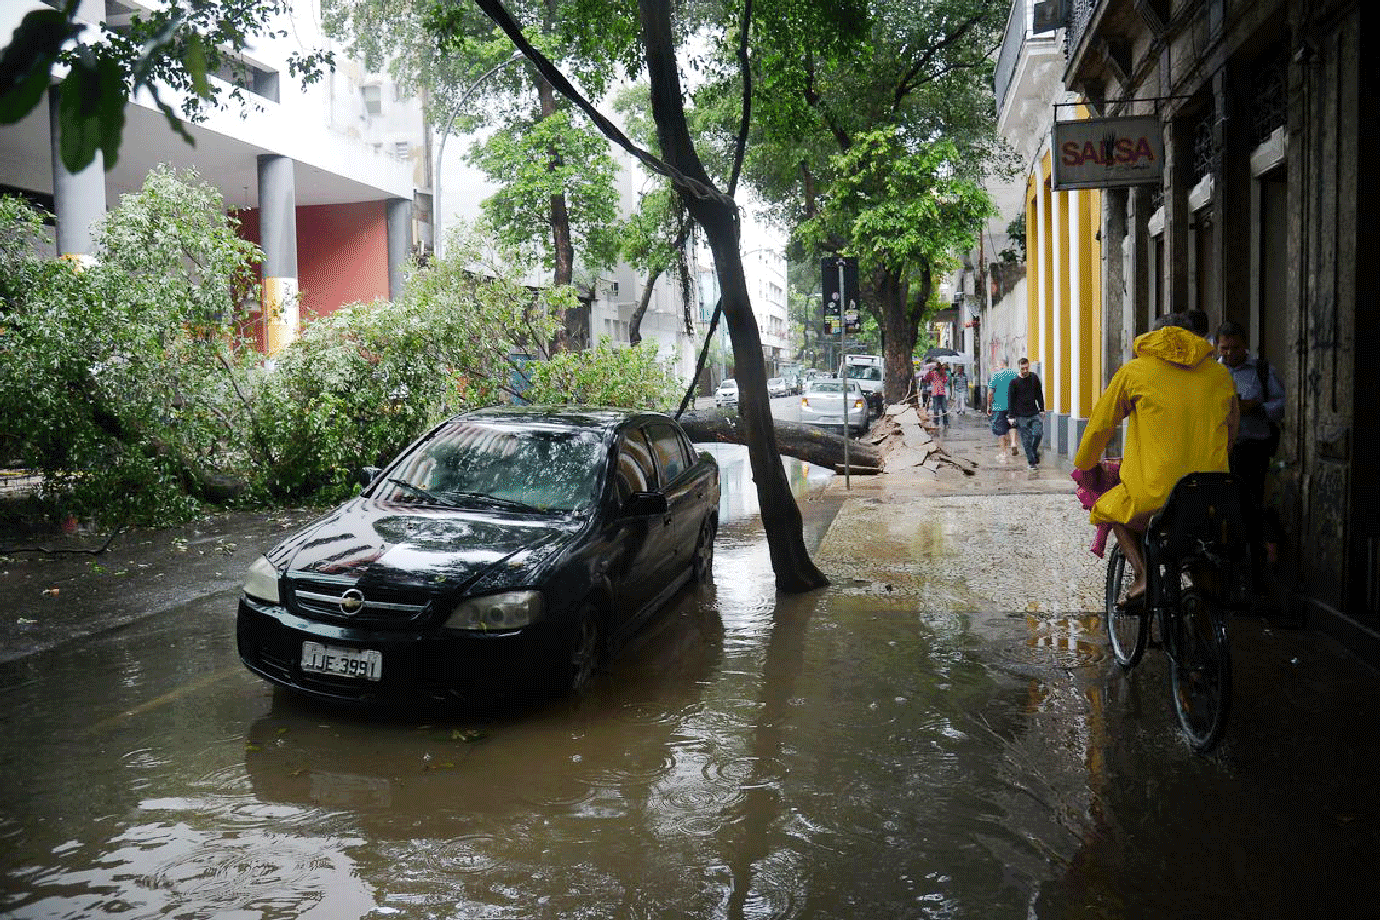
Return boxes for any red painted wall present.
[297,201,390,318]
[235,199,391,335]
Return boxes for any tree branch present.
[727,0,752,196]
[801,52,852,152]
[893,10,992,108]
[467,0,735,207]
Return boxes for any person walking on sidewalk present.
[1072,314,1239,606]
[925,363,951,428]
[952,366,968,414]
[1216,320,1285,578]
[987,359,1019,460]
[1009,358,1045,470]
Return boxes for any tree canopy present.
[699,0,1010,401]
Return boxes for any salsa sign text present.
[1051,116,1164,190]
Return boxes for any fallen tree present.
[678,409,882,471]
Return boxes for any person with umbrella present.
[924,362,951,428]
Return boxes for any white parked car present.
[714,378,739,407]
[840,355,884,418]
[800,379,868,436]
[767,377,789,398]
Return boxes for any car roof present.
[456,405,675,436]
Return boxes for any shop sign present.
[1051,116,1163,190]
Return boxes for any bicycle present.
[1104,472,1252,753]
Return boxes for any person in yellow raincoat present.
[1073,315,1239,603]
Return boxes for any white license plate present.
[301,641,383,681]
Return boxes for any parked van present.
[840,354,884,419]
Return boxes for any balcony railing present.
[1067,0,1098,66]
[994,0,1065,115]
[993,0,1031,114]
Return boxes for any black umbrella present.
[924,347,962,359]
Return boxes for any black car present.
[237,407,720,707]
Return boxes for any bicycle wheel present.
[1105,544,1148,668]
[1170,562,1232,752]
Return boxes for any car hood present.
[267,498,582,592]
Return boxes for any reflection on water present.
[697,444,833,524]
[3,495,1377,919]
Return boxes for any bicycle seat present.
[1145,472,1249,561]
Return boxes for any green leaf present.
[57,56,126,173]
[0,6,82,125]
[184,33,212,99]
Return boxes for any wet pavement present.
[2,408,1379,919]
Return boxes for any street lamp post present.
[432,53,523,260]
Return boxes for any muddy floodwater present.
[2,444,1377,919]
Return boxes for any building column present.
[1162,115,1192,316]
[1025,180,1041,369]
[1035,164,1050,368]
[1127,186,1152,344]
[1050,170,1067,453]
[48,89,106,263]
[386,197,412,301]
[1066,188,1085,457]
[257,154,299,354]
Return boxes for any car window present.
[809,380,842,394]
[390,420,606,512]
[646,422,692,483]
[613,429,658,504]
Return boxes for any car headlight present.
[243,555,282,605]
[444,590,545,631]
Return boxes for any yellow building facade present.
[1022,140,1104,457]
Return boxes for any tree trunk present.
[876,265,917,406]
[678,410,882,471]
[536,6,578,346]
[638,0,827,592]
[628,266,659,345]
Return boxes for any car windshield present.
[846,365,882,381]
[382,421,606,514]
[720,380,737,389]
[808,380,844,394]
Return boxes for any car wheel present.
[564,603,605,692]
[692,517,716,585]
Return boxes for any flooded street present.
[3,436,1378,919]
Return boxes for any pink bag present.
[1071,459,1121,557]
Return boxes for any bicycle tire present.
[1170,562,1232,752]
[1105,544,1148,668]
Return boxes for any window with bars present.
[1192,113,1216,182]
[1252,53,1288,146]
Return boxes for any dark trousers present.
[1230,437,1274,573]
[1013,414,1043,465]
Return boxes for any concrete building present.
[0,1,421,354]
[1,1,702,382]
[990,0,1107,457]
[692,235,791,391]
[584,153,703,384]
[994,0,1375,658]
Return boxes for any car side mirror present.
[358,467,381,487]
[622,491,668,518]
